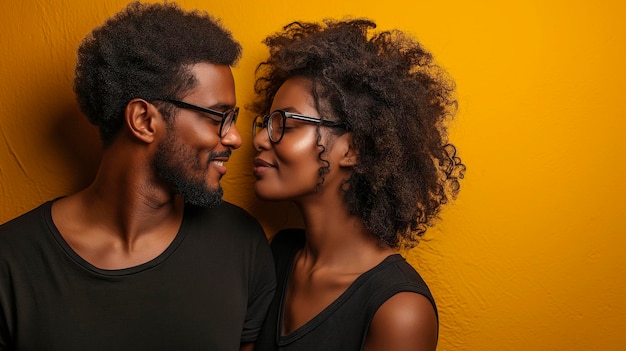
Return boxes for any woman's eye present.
[281,126,296,133]
[282,123,297,130]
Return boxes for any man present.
[0,2,275,350]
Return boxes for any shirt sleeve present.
[240,229,276,343]
[0,249,13,351]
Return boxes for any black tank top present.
[255,229,438,351]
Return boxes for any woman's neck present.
[295,198,395,271]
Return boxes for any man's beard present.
[152,132,226,208]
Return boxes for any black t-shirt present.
[0,200,276,351]
[255,229,437,351]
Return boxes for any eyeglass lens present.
[220,110,235,137]
[268,111,284,142]
[253,112,282,143]
[253,116,264,139]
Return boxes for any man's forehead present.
[184,62,236,107]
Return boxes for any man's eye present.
[204,115,222,125]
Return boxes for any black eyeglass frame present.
[155,98,239,138]
[253,110,346,143]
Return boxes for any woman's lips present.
[253,158,275,177]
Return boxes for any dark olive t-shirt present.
[0,200,275,351]
[255,229,437,351]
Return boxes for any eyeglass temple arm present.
[288,114,344,127]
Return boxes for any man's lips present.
[210,151,232,175]
[209,150,232,163]
[210,158,228,175]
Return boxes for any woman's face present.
[252,76,343,202]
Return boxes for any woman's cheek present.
[277,129,319,165]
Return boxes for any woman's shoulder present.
[360,254,439,350]
[365,291,439,351]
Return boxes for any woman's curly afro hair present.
[252,19,465,249]
[74,1,241,147]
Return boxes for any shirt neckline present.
[42,200,190,277]
[276,251,403,345]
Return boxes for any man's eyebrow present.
[208,102,236,110]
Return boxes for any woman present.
[251,19,464,351]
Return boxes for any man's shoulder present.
[214,201,255,218]
[0,201,50,236]
[270,228,305,249]
[185,201,266,239]
[0,201,52,261]
[186,201,255,222]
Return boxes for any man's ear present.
[125,98,161,144]
[337,133,358,168]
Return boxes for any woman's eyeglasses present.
[252,110,345,143]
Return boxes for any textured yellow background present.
[1,1,624,350]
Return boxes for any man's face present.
[153,63,242,207]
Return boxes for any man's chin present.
[180,185,224,208]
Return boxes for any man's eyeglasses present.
[155,98,239,138]
[252,110,346,143]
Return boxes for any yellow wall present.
[1,1,624,350]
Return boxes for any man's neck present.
[49,148,186,269]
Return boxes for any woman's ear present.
[125,98,161,144]
[337,133,358,168]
